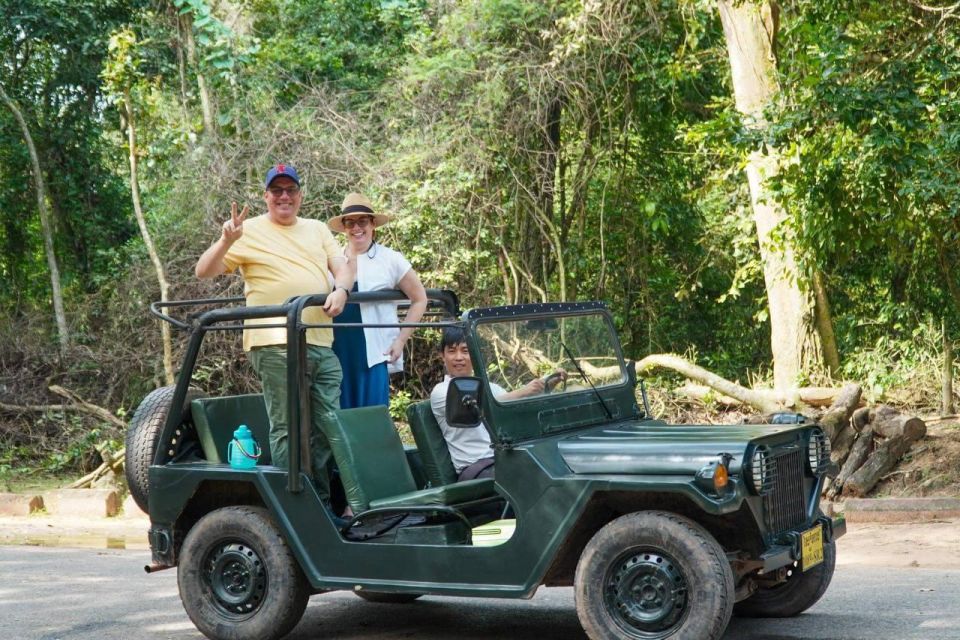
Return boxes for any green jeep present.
[127,290,845,640]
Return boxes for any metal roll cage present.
[150,289,461,493]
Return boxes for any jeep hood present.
[557,421,807,475]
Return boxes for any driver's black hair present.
[440,326,467,351]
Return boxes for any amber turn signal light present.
[713,463,729,491]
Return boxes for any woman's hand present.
[384,338,405,363]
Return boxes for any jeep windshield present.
[474,307,627,404]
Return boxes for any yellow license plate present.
[800,525,824,571]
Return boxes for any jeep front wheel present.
[734,538,836,618]
[178,506,309,640]
[574,511,734,640]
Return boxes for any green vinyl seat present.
[191,394,272,465]
[321,406,496,515]
[406,400,458,487]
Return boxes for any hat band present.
[342,204,374,214]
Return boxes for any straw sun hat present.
[327,192,392,233]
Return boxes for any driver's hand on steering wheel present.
[521,377,547,395]
[542,369,568,393]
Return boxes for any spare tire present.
[125,385,203,513]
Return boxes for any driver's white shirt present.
[430,375,505,473]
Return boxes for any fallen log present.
[830,425,857,466]
[827,426,874,499]
[0,385,124,429]
[582,354,853,413]
[815,383,862,463]
[867,405,927,441]
[48,385,125,428]
[67,446,125,489]
[675,380,845,413]
[851,406,871,432]
[818,384,862,442]
[843,435,916,498]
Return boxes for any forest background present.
[2,0,960,486]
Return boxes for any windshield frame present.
[464,302,637,443]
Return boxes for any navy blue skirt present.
[332,287,390,409]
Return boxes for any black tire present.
[354,591,423,604]
[178,506,309,640]
[574,511,734,640]
[734,539,836,618]
[124,385,203,513]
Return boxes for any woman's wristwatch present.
[333,285,350,298]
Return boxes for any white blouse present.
[351,243,413,373]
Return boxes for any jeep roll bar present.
[152,289,461,494]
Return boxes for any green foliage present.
[769,1,960,334]
[389,387,414,423]
[174,0,259,81]
[249,0,427,98]
[4,0,960,476]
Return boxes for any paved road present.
[1,546,957,640]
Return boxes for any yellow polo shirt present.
[222,215,341,351]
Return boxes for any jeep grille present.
[762,447,807,534]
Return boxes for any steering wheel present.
[543,371,567,394]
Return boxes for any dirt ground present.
[870,419,960,498]
[837,518,960,569]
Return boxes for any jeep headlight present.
[748,446,775,495]
[807,428,831,475]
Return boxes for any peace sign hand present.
[221,202,248,245]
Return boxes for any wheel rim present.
[203,540,267,618]
[604,548,688,638]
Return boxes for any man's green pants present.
[249,344,342,502]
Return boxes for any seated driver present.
[430,326,562,481]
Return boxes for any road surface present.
[1,545,957,640]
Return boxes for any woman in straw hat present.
[328,193,428,409]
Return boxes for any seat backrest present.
[321,406,418,513]
[191,394,272,465]
[407,400,458,486]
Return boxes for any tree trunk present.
[717,0,827,391]
[180,12,216,136]
[0,85,70,351]
[122,90,174,384]
[943,317,954,416]
[174,12,191,127]
[813,270,840,376]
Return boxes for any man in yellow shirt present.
[196,164,353,504]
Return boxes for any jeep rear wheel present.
[178,506,309,640]
[574,511,734,640]
[734,538,836,618]
[124,385,202,513]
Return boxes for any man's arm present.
[385,269,428,362]
[498,370,567,400]
[196,202,247,278]
[500,378,545,400]
[323,255,354,317]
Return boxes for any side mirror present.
[445,376,485,428]
[627,360,653,419]
[626,360,638,388]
